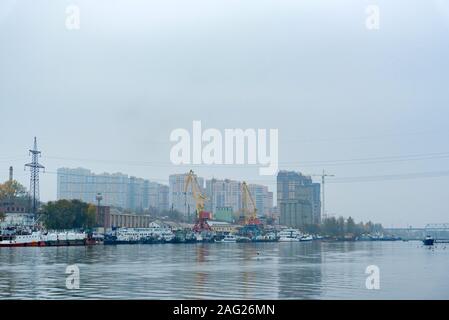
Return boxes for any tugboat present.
[423,235,435,246]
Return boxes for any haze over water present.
[1,241,448,299]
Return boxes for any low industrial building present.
[96,206,152,229]
[207,220,239,233]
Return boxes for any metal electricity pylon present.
[25,137,45,217]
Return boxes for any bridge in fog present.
[385,223,449,240]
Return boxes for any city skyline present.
[55,166,276,216]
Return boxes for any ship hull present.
[0,241,47,247]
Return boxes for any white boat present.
[111,223,175,243]
[160,230,175,242]
[44,231,87,245]
[195,233,203,242]
[221,234,237,243]
[0,231,45,247]
[300,234,313,241]
[278,228,301,242]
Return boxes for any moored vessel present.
[278,228,301,242]
[220,234,237,243]
[423,235,435,246]
[0,230,88,247]
[299,234,313,242]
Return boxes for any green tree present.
[0,180,29,207]
[346,216,356,235]
[41,199,92,230]
[320,216,384,238]
[322,217,338,236]
[304,224,321,235]
[337,216,345,237]
[365,221,374,233]
[86,204,97,228]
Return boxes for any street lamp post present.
[96,193,104,234]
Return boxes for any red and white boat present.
[0,231,46,247]
[0,230,90,247]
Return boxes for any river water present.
[0,241,448,299]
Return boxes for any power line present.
[328,170,449,183]
[42,168,449,186]
[3,150,449,168]
[39,151,449,168]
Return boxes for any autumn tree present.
[0,180,28,201]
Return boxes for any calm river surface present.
[1,241,448,299]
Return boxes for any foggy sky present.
[1,0,449,227]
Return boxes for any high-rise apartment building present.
[277,170,321,229]
[205,179,242,214]
[203,179,274,218]
[248,184,273,218]
[57,168,169,212]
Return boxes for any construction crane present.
[184,170,211,232]
[310,170,335,220]
[240,182,260,225]
[237,182,262,238]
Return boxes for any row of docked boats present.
[104,227,315,244]
[0,223,317,247]
[104,225,177,244]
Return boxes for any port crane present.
[240,182,261,226]
[184,170,212,232]
[237,182,262,238]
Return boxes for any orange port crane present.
[184,170,212,232]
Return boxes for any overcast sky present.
[1,0,449,227]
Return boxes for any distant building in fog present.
[277,170,321,229]
[248,183,273,218]
[204,179,274,218]
[57,168,169,212]
[205,178,241,214]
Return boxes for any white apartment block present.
[57,168,169,212]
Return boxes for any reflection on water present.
[0,241,448,299]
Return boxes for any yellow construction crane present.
[184,170,211,231]
[240,182,260,225]
[184,169,207,216]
